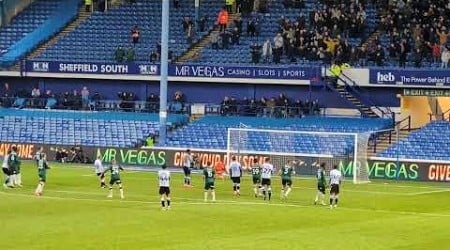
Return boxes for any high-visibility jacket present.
[85,0,92,5]
[226,0,234,5]
[217,10,229,25]
[330,64,341,76]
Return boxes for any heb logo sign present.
[376,72,395,83]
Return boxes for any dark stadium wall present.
[0,77,401,108]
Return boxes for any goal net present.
[226,127,372,184]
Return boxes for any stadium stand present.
[0,109,187,147]
[378,120,450,161]
[35,0,223,62]
[0,0,61,53]
[197,0,378,65]
[165,116,393,155]
[0,0,81,67]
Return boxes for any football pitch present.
[1,162,449,250]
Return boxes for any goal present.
[226,127,372,184]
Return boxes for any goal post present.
[226,127,372,184]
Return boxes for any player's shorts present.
[318,184,326,194]
[330,184,339,195]
[204,182,215,190]
[96,172,105,179]
[109,178,121,185]
[38,169,46,183]
[261,178,271,186]
[9,166,17,175]
[282,178,292,187]
[159,186,170,195]
[231,177,241,184]
[252,177,261,185]
[183,166,191,175]
[2,168,10,175]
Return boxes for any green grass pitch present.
[1,162,449,250]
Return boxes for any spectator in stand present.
[174,0,180,9]
[217,7,229,32]
[186,23,195,45]
[131,26,140,46]
[126,47,135,62]
[250,42,262,64]
[182,17,194,33]
[234,16,243,34]
[247,13,259,36]
[262,38,272,63]
[31,86,41,107]
[220,96,232,115]
[146,93,159,112]
[273,33,283,64]
[115,46,125,62]
[226,0,234,13]
[220,31,231,49]
[374,45,385,66]
[211,32,219,50]
[231,27,240,45]
[398,41,408,68]
[81,86,90,110]
[150,50,159,62]
[414,48,423,68]
[430,42,441,64]
[85,0,92,12]
[437,28,450,50]
[442,47,450,68]
[198,15,208,32]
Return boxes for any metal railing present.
[370,115,411,153]
[429,108,450,122]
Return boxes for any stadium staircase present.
[326,72,389,118]
[367,116,412,157]
[10,5,93,71]
[177,13,241,63]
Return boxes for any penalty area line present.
[1,191,450,218]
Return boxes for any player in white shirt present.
[2,150,11,188]
[183,149,193,187]
[329,165,342,209]
[261,157,274,201]
[228,156,242,196]
[94,156,106,188]
[158,164,171,210]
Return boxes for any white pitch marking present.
[408,189,450,196]
[1,191,450,218]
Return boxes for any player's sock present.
[280,188,285,198]
[253,187,257,196]
[204,191,208,202]
[211,191,216,202]
[108,187,113,198]
[335,198,338,205]
[314,192,319,203]
[187,177,191,186]
[330,198,333,205]
[236,184,240,195]
[268,188,272,201]
[285,187,292,197]
[167,198,171,207]
[119,187,124,199]
[11,174,16,186]
[17,173,22,186]
[161,198,165,208]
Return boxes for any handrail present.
[429,108,450,121]
[338,72,394,120]
[371,115,411,153]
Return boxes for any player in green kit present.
[203,161,216,202]
[8,146,21,187]
[314,162,327,205]
[35,153,50,196]
[250,158,262,197]
[279,160,295,200]
[104,159,125,199]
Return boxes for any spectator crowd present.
[220,93,321,117]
